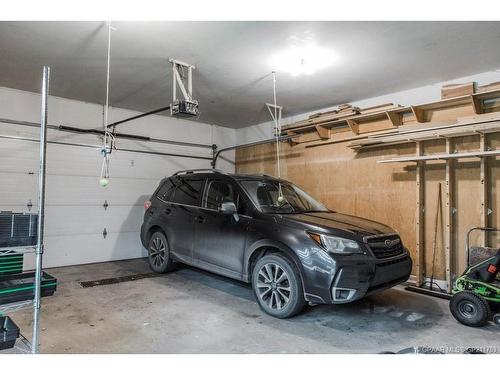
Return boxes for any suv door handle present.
[195,215,205,224]
[164,208,171,215]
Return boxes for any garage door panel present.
[43,205,145,236]
[0,172,38,206]
[0,139,39,174]
[0,205,146,238]
[23,232,147,270]
[0,131,210,178]
[0,173,155,206]
[44,175,156,205]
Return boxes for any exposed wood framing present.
[411,105,425,123]
[480,133,489,246]
[386,111,401,127]
[444,138,454,293]
[315,125,330,140]
[415,141,425,286]
[286,131,301,145]
[346,119,359,135]
[471,95,482,115]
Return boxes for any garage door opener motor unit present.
[169,58,199,117]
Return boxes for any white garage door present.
[0,136,211,269]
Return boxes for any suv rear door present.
[165,175,204,262]
[193,178,250,278]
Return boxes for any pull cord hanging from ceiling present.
[99,21,115,187]
[270,71,284,202]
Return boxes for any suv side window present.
[155,178,175,201]
[204,180,250,215]
[171,177,204,206]
[204,180,234,210]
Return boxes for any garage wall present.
[0,86,236,269]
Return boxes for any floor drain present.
[79,272,161,288]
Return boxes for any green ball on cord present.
[99,178,109,187]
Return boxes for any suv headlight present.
[308,232,363,255]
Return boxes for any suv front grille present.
[366,234,404,259]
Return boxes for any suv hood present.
[278,211,394,238]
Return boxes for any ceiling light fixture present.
[269,43,337,77]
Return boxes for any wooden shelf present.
[348,118,500,150]
[280,87,500,142]
[378,149,500,164]
[415,94,473,111]
[474,88,500,100]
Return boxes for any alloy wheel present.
[256,262,292,311]
[149,236,167,267]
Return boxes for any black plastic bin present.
[0,253,24,275]
[0,271,57,306]
[0,211,38,248]
[0,316,20,350]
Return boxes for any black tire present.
[252,253,306,318]
[449,291,491,327]
[148,231,174,273]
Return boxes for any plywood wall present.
[235,133,500,282]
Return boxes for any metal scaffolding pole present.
[32,66,50,354]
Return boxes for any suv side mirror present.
[220,202,239,222]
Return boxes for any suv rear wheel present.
[148,231,174,273]
[252,253,306,318]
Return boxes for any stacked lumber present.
[285,104,360,130]
[347,112,500,150]
[358,103,401,114]
[440,81,500,99]
[283,103,402,133]
[477,81,500,93]
[337,104,359,115]
[441,82,476,99]
[308,104,359,119]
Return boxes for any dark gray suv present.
[140,169,412,318]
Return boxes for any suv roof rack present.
[236,172,276,179]
[173,169,226,176]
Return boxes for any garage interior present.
[1,21,499,354]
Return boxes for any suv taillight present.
[144,200,152,210]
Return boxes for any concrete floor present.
[5,258,500,354]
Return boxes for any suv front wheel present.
[148,231,174,273]
[252,254,306,318]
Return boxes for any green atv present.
[450,227,500,327]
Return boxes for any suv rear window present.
[156,179,175,201]
[171,177,204,206]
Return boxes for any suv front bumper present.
[300,249,412,305]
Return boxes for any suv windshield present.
[240,180,329,214]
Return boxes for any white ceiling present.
[1,21,500,128]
